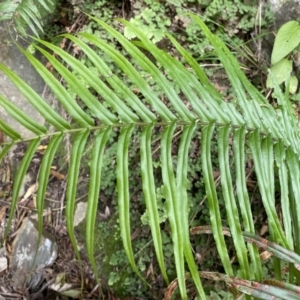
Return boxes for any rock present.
[0,22,47,139]
[0,246,8,274]
[9,217,57,291]
[273,1,300,29]
[74,202,88,227]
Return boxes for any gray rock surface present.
[9,217,57,291]
[0,22,47,139]
[273,1,300,29]
[269,0,300,12]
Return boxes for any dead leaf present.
[50,282,81,298]
[37,145,48,151]
[5,241,11,254]
[0,257,7,273]
[260,223,268,236]
[146,262,154,280]
[99,206,110,220]
[29,209,52,221]
[50,169,65,180]
[0,206,7,223]
[50,273,81,298]
[19,183,38,204]
[260,250,273,261]
[74,202,87,227]
[131,228,141,241]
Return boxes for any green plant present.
[0,0,57,37]
[2,11,300,299]
[168,0,274,59]
[124,0,172,43]
[267,20,300,96]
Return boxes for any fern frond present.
[0,0,54,37]
[1,14,300,299]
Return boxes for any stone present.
[74,201,88,227]
[0,22,48,139]
[273,1,300,28]
[0,246,8,274]
[9,217,57,291]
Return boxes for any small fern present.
[0,0,55,37]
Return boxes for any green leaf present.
[35,39,138,124]
[100,19,194,122]
[201,124,233,276]
[80,31,174,122]
[0,1,18,21]
[249,131,288,248]
[266,59,293,88]
[161,123,187,298]
[117,125,147,283]
[271,21,300,65]
[274,143,293,249]
[288,76,298,94]
[286,148,300,252]
[62,34,156,123]
[86,127,111,282]
[66,130,90,267]
[0,144,13,161]
[36,134,63,237]
[218,125,250,279]
[0,0,55,37]
[4,138,41,239]
[140,124,169,284]
[233,127,262,281]
[34,44,117,125]
[176,123,206,298]
[0,117,21,140]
